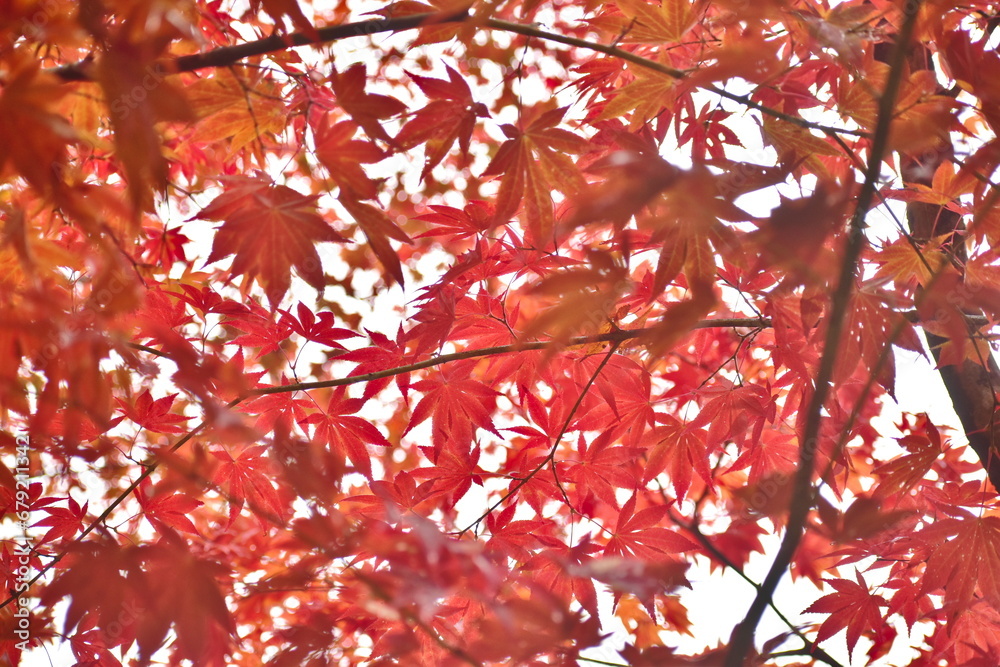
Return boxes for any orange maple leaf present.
[97,40,195,213]
[186,68,287,158]
[612,0,699,43]
[0,52,75,196]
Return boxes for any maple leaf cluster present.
[4,0,1000,665]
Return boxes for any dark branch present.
[51,11,471,80]
[723,3,923,664]
[47,12,866,139]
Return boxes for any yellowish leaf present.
[872,237,947,289]
[614,0,699,43]
[762,115,840,176]
[597,69,676,130]
[186,69,287,159]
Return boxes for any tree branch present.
[48,12,866,139]
[484,18,866,138]
[246,317,770,397]
[0,316,768,612]
[50,11,471,80]
[662,499,844,667]
[722,3,923,664]
[884,38,1000,490]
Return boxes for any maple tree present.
[6,0,1000,664]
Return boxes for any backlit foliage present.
[2,0,1000,665]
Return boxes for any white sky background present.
[17,1,998,665]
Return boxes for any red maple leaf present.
[314,116,386,200]
[33,497,88,545]
[138,543,235,664]
[211,444,287,525]
[240,384,312,434]
[415,200,495,240]
[566,432,639,509]
[252,0,316,35]
[135,479,203,537]
[640,415,712,501]
[481,104,590,239]
[921,515,1000,609]
[805,571,890,656]
[195,176,347,305]
[141,224,190,268]
[280,302,358,349]
[115,390,189,434]
[70,629,128,665]
[339,194,412,285]
[367,470,436,514]
[397,65,489,179]
[484,504,555,563]
[411,443,486,508]
[406,361,500,457]
[300,388,391,479]
[690,381,776,449]
[330,63,406,145]
[604,493,698,560]
[224,299,294,357]
[39,544,138,640]
[337,327,412,401]
[521,540,602,618]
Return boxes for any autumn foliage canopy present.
[5,0,1000,664]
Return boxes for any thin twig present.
[458,342,622,536]
[484,18,867,138]
[578,657,630,667]
[245,318,770,396]
[125,342,170,358]
[120,310,989,362]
